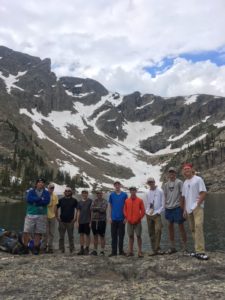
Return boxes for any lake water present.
[0,194,224,252]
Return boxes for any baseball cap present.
[48,183,55,188]
[147,177,155,183]
[168,167,176,173]
[36,178,45,184]
[129,186,137,191]
[114,180,121,185]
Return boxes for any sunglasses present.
[49,187,55,190]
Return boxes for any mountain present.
[1,45,225,191]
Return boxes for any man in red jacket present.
[123,187,145,257]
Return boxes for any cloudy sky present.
[1,0,225,96]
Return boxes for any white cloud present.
[0,0,225,96]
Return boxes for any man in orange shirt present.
[123,187,145,257]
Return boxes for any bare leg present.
[34,233,41,247]
[80,234,84,247]
[100,236,105,250]
[137,236,142,254]
[85,234,90,248]
[128,236,134,254]
[168,222,175,248]
[23,232,30,246]
[93,235,98,250]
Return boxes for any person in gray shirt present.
[163,167,187,253]
[76,190,92,255]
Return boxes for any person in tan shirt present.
[41,183,58,253]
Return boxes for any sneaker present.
[189,252,196,257]
[108,253,117,257]
[77,248,85,255]
[90,250,98,256]
[99,251,105,256]
[195,253,209,260]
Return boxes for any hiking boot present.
[195,253,209,260]
[77,248,85,255]
[90,250,97,256]
[99,251,105,256]
[119,251,126,256]
[33,246,40,255]
[108,253,117,257]
[84,247,89,255]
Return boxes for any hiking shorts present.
[127,222,142,237]
[24,215,47,234]
[91,221,106,237]
[78,223,90,235]
[165,207,185,224]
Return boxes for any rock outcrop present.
[0,251,224,299]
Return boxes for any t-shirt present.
[57,197,78,222]
[47,193,59,219]
[77,198,92,224]
[182,175,207,214]
[109,191,128,221]
[91,198,108,222]
[163,179,183,209]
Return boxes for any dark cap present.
[129,186,137,191]
[36,178,45,184]
[168,167,176,173]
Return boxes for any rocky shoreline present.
[0,196,22,204]
[0,250,225,299]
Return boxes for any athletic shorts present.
[127,222,142,237]
[24,215,47,234]
[78,223,90,235]
[91,221,106,237]
[165,207,185,224]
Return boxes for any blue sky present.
[145,48,225,78]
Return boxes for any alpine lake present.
[0,193,224,252]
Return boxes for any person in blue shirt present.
[23,178,50,255]
[108,181,128,256]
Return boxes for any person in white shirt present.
[145,177,165,255]
[182,163,208,260]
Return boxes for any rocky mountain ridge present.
[1,45,225,190]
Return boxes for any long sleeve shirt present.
[145,187,165,216]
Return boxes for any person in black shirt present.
[56,187,78,253]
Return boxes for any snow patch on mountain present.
[136,100,154,110]
[0,70,27,93]
[86,144,161,188]
[214,120,225,128]
[185,94,199,105]
[20,108,88,136]
[123,120,162,148]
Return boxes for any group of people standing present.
[22,163,208,260]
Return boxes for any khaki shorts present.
[127,222,142,237]
[24,215,47,234]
